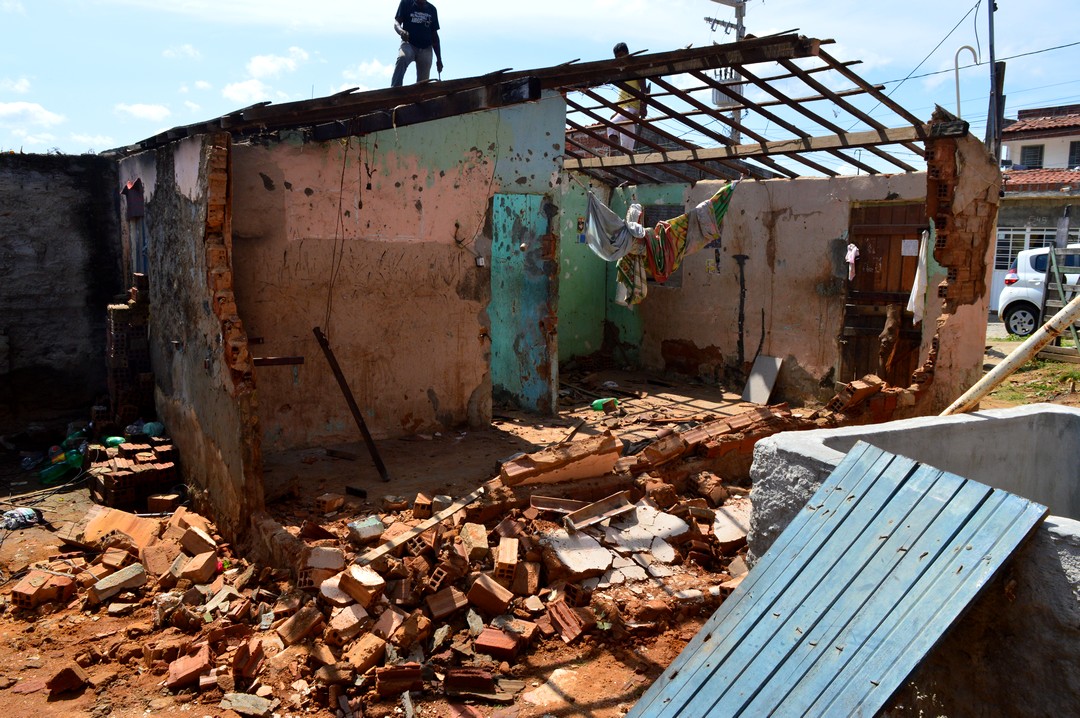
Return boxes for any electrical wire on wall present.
[457,112,502,255]
[322,138,354,339]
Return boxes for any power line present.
[877,40,1080,87]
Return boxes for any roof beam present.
[565,126,925,171]
[816,49,927,129]
[311,78,540,140]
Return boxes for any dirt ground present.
[0,343,1076,717]
[0,370,750,717]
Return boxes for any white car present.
[998,245,1080,337]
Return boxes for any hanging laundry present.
[845,242,860,281]
[584,191,645,263]
[686,180,737,253]
[906,221,934,325]
[615,181,738,304]
[615,249,649,307]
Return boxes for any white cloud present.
[0,77,30,93]
[1,1,25,14]
[194,80,212,91]
[70,133,114,149]
[247,47,309,79]
[163,44,200,60]
[343,60,393,82]
[184,100,201,112]
[115,103,172,122]
[11,129,56,146]
[223,79,271,104]
[0,101,64,127]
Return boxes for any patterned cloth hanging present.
[616,181,737,306]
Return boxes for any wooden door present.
[839,203,926,386]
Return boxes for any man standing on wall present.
[391,0,443,87]
[607,42,646,152]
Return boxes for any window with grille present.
[1070,141,1080,169]
[1019,144,1044,169]
[642,203,686,287]
[996,227,1080,269]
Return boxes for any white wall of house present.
[1003,134,1080,168]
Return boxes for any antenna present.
[704,0,747,144]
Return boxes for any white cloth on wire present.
[585,191,645,263]
[907,227,931,325]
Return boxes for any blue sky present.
[1,0,1077,159]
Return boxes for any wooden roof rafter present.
[563,35,930,185]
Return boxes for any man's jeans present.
[391,42,433,87]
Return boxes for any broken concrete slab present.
[220,692,274,717]
[87,562,147,605]
[602,500,691,555]
[712,495,752,550]
[347,516,386,545]
[536,529,613,580]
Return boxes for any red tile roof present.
[1003,113,1080,133]
[1002,168,1080,192]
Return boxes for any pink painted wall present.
[230,97,565,451]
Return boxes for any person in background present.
[391,0,443,87]
[607,42,646,152]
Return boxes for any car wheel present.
[1003,303,1039,337]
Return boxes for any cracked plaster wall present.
[117,135,264,548]
[229,94,565,451]
[631,173,928,398]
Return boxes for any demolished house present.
[0,31,1023,716]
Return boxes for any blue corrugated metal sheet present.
[627,441,1048,718]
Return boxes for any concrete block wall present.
[0,153,121,432]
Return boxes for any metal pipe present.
[312,326,391,482]
[941,292,1080,416]
[954,45,978,118]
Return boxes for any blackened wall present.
[0,153,121,432]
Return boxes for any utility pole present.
[985,1,1002,162]
[705,0,747,144]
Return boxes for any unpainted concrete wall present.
[230,94,565,451]
[998,195,1075,229]
[117,135,264,547]
[0,153,121,432]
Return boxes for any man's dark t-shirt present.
[395,0,439,49]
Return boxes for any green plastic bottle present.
[39,449,83,485]
[590,397,619,411]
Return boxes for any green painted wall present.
[557,179,690,365]
[557,175,610,360]
[603,183,689,365]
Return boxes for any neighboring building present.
[990,105,1080,311]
